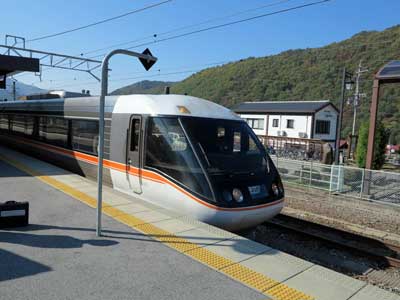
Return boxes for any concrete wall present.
[267,114,312,139]
[239,104,338,143]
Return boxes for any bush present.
[356,121,388,169]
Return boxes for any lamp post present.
[97,49,157,237]
[334,68,354,165]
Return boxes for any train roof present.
[0,94,241,121]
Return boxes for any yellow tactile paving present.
[185,246,233,270]
[0,153,314,300]
[222,263,278,292]
[266,284,314,300]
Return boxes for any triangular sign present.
[139,48,156,71]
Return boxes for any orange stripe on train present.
[5,135,283,212]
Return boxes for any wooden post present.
[365,79,380,170]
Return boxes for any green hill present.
[111,80,175,95]
[114,25,400,143]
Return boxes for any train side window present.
[130,119,140,151]
[72,120,99,155]
[46,117,68,147]
[39,117,47,141]
[26,116,34,137]
[11,115,25,135]
[0,114,9,131]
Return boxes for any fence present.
[271,155,400,207]
[259,135,325,161]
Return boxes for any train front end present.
[180,117,284,230]
[145,110,284,231]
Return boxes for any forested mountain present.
[112,25,400,143]
[111,80,174,95]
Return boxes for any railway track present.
[266,214,400,268]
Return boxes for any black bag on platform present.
[0,201,29,229]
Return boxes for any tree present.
[356,121,388,169]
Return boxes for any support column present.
[365,79,380,170]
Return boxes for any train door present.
[127,115,142,194]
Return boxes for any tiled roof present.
[233,100,337,114]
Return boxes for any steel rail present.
[266,214,400,268]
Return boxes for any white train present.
[0,94,284,230]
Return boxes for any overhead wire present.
[80,0,295,56]
[88,0,333,59]
[50,69,202,90]
[26,0,173,43]
[20,0,331,83]
[36,60,231,89]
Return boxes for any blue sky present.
[2,0,400,94]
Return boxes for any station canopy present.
[0,54,40,89]
[375,60,400,83]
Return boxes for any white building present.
[233,100,339,144]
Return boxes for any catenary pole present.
[97,49,157,237]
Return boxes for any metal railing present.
[271,155,400,207]
[259,135,324,161]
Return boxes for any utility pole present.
[348,60,368,159]
[335,68,354,165]
[12,80,16,101]
[351,60,368,136]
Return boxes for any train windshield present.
[180,117,268,175]
[145,117,213,200]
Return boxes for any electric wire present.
[80,0,295,56]
[26,0,173,43]
[89,0,333,58]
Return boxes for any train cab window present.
[72,120,99,155]
[130,119,140,151]
[145,117,213,200]
[181,118,266,175]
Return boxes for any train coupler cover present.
[0,201,29,229]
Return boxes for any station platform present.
[0,145,399,300]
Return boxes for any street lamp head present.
[345,82,353,90]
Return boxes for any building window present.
[286,119,294,129]
[272,119,279,128]
[246,118,264,130]
[315,120,330,134]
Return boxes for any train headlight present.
[232,188,244,203]
[271,183,280,197]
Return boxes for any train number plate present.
[248,185,261,195]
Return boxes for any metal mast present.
[351,60,368,136]
[1,35,102,81]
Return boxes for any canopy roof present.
[233,100,338,114]
[0,55,40,89]
[375,60,400,83]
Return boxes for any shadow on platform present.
[0,249,51,282]
[0,230,118,249]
